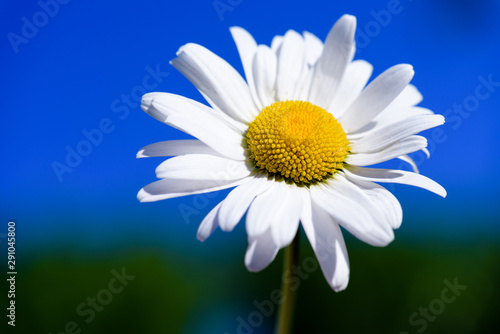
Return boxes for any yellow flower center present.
[246,100,350,185]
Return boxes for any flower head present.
[137,15,446,291]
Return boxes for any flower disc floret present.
[246,101,350,185]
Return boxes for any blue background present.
[1,0,499,333]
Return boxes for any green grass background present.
[2,232,498,334]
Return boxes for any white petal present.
[346,177,403,229]
[346,135,427,166]
[142,93,246,160]
[327,60,373,117]
[166,115,247,161]
[344,165,447,197]
[171,43,258,123]
[303,31,323,66]
[252,45,278,107]
[142,92,247,134]
[137,175,251,203]
[276,30,305,101]
[197,201,222,242]
[244,228,279,272]
[384,83,423,110]
[293,59,312,99]
[230,26,263,110]
[246,183,290,239]
[340,64,415,132]
[348,106,436,140]
[397,155,419,173]
[301,192,350,291]
[295,67,315,101]
[310,176,394,247]
[354,85,425,135]
[137,140,221,158]
[141,92,168,122]
[218,175,274,232]
[358,86,428,136]
[308,15,357,109]
[155,154,251,180]
[271,35,283,54]
[384,106,434,125]
[351,114,444,153]
[271,185,303,248]
[422,147,431,158]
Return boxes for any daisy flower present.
[137,14,446,292]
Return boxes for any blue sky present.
[1,0,500,253]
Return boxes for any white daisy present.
[137,15,446,292]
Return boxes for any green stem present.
[276,231,300,334]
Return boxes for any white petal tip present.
[245,265,260,273]
[197,223,217,242]
[391,64,414,78]
[283,29,302,39]
[332,279,349,292]
[396,64,415,78]
[137,189,153,203]
[141,94,154,112]
[244,257,258,272]
[371,232,395,247]
[175,43,191,57]
[422,147,431,159]
[229,26,244,33]
[392,222,403,230]
[244,242,271,273]
[219,224,235,232]
[340,14,357,25]
[196,234,207,242]
[244,259,267,273]
[398,63,413,70]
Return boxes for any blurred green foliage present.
[1,235,498,334]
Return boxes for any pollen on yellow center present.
[245,100,350,185]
